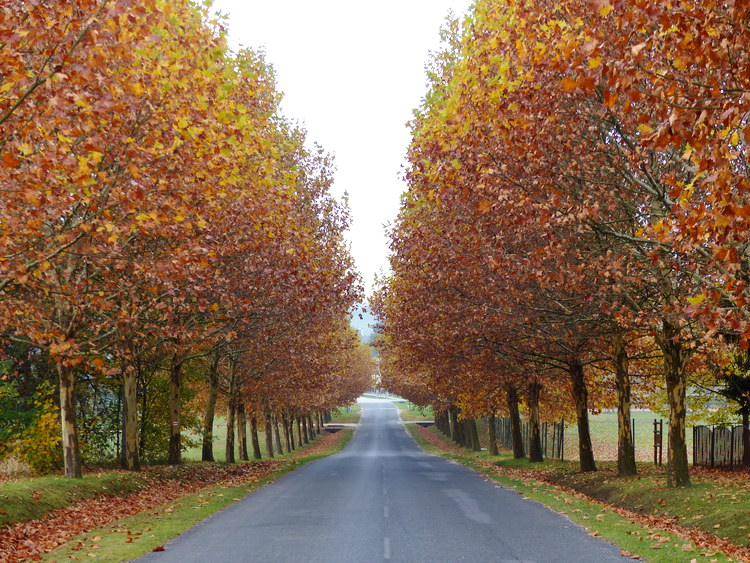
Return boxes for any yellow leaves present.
[130,82,145,96]
[57,133,73,144]
[174,214,185,223]
[637,124,654,135]
[478,200,491,213]
[730,130,740,145]
[49,341,72,356]
[209,303,220,312]
[89,151,103,165]
[687,294,706,306]
[18,143,33,156]
[0,81,13,93]
[78,156,91,174]
[587,56,602,69]
[599,3,613,17]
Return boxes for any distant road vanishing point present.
[138,398,627,562]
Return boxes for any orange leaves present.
[560,77,578,92]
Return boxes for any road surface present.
[139,398,627,562]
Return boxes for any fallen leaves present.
[0,431,350,562]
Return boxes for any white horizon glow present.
[211,0,474,296]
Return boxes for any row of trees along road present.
[372,0,750,487]
[0,0,373,478]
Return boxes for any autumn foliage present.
[373,0,750,487]
[0,1,372,477]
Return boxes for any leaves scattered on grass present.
[411,424,750,563]
[0,429,347,563]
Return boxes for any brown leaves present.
[0,462,285,562]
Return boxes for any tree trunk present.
[265,415,274,458]
[251,417,262,460]
[274,414,284,454]
[528,382,544,462]
[468,419,481,451]
[58,364,82,478]
[659,320,691,487]
[122,368,140,471]
[507,383,525,459]
[283,411,292,451]
[309,415,316,439]
[289,417,296,450]
[201,353,220,462]
[224,392,237,463]
[487,413,498,455]
[613,333,637,476]
[238,403,249,461]
[167,356,182,466]
[448,408,458,442]
[302,416,309,444]
[569,361,596,472]
[742,409,749,467]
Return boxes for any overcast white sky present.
[211,0,474,296]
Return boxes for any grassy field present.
[183,416,327,462]
[330,405,361,424]
[407,424,749,562]
[476,410,695,463]
[394,401,433,422]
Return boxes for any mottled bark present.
[238,402,249,461]
[265,415,274,458]
[527,382,544,463]
[742,409,749,467]
[296,417,303,446]
[570,361,596,472]
[302,416,309,444]
[659,320,691,487]
[201,353,220,462]
[224,394,237,463]
[613,333,637,476]
[122,369,140,471]
[307,415,315,440]
[465,419,479,451]
[251,417,262,460]
[58,363,82,478]
[507,383,525,459]
[487,413,498,455]
[289,417,296,450]
[274,415,283,454]
[282,412,292,451]
[167,356,182,466]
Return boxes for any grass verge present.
[42,429,353,563]
[406,424,747,562]
[0,472,151,528]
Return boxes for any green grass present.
[330,405,361,424]
[0,472,151,527]
[407,424,746,561]
[183,417,295,463]
[43,429,354,562]
[393,401,433,422]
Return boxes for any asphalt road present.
[138,398,627,562]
